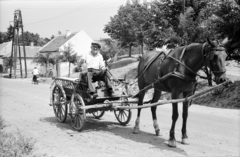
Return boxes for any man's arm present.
[99,55,106,70]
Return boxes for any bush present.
[0,116,35,157]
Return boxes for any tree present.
[98,38,123,62]
[0,32,6,44]
[58,43,81,77]
[33,53,56,77]
[104,1,137,57]
[213,0,240,61]
[5,25,14,42]
[50,35,55,40]
[3,57,12,72]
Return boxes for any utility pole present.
[9,9,27,78]
[182,0,185,14]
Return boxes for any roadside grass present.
[109,57,138,70]
[0,116,36,157]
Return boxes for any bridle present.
[167,42,227,86]
[128,41,228,100]
[202,42,226,86]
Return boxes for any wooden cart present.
[49,74,132,131]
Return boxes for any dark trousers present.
[87,69,112,93]
[32,74,39,82]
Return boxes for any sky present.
[0,0,129,40]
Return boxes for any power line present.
[24,0,112,26]
[24,7,117,29]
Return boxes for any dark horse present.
[133,38,228,147]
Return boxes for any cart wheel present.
[52,84,68,123]
[114,108,132,125]
[114,97,132,125]
[70,93,85,131]
[92,110,105,119]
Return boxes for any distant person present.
[32,67,40,83]
[82,42,114,96]
[49,69,53,77]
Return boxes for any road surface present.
[0,78,239,157]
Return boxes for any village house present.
[39,30,93,77]
[0,41,42,76]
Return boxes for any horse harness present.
[158,42,226,85]
[134,42,226,98]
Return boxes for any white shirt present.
[85,52,105,69]
[32,69,39,75]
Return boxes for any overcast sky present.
[0,0,129,40]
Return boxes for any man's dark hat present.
[91,42,101,49]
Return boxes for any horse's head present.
[206,38,228,84]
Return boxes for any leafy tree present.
[98,38,124,63]
[6,25,14,42]
[33,53,56,77]
[3,57,12,72]
[104,1,137,57]
[50,35,55,40]
[0,32,6,44]
[213,0,240,61]
[58,43,81,77]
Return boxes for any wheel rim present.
[52,85,67,123]
[114,97,131,125]
[70,94,85,131]
[92,110,105,119]
[114,109,131,125]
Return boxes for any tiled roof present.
[4,46,41,58]
[39,33,76,53]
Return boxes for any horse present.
[132,38,228,147]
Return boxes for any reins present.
[130,42,226,97]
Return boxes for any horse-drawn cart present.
[49,74,132,131]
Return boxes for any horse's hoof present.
[168,140,177,148]
[155,129,160,136]
[133,127,140,134]
[182,138,189,145]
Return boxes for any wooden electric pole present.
[9,9,27,78]
[182,0,185,14]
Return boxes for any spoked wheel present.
[52,84,68,123]
[114,97,132,125]
[92,110,105,119]
[70,93,86,131]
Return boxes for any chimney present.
[30,42,34,46]
[66,29,71,38]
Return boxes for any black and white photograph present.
[0,0,240,156]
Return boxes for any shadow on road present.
[41,116,187,156]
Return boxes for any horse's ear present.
[207,38,216,48]
[221,37,229,46]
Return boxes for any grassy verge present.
[0,116,35,157]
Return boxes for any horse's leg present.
[151,89,161,136]
[133,91,145,134]
[181,91,191,145]
[168,90,181,147]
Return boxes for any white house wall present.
[59,62,76,77]
[59,30,93,60]
[58,30,93,77]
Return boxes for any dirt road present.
[0,78,239,157]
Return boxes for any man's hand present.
[101,67,107,70]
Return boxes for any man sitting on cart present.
[82,42,114,97]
